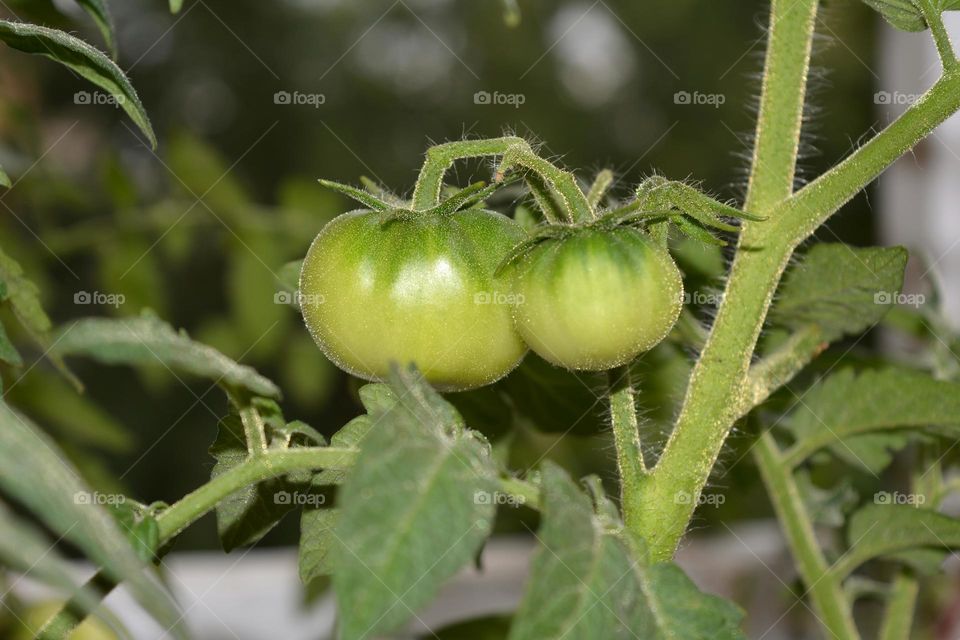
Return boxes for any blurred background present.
[3,0,954,637]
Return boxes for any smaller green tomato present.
[299,208,527,391]
[10,602,117,640]
[509,227,683,371]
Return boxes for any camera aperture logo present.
[473,490,526,507]
[274,90,326,108]
[673,91,726,108]
[474,290,524,306]
[874,91,921,106]
[74,290,125,308]
[474,90,526,109]
[274,490,326,507]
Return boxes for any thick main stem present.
[754,433,861,639]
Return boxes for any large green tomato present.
[509,227,683,371]
[300,208,527,390]
[10,602,117,640]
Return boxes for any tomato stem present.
[412,137,528,210]
[607,366,646,528]
[919,0,957,70]
[496,145,592,223]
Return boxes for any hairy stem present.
[754,433,862,640]
[877,573,918,640]
[740,325,826,415]
[920,0,957,70]
[412,136,526,210]
[608,367,647,527]
[239,403,269,457]
[744,0,819,213]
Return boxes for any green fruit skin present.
[510,227,683,371]
[300,208,527,391]
[10,602,117,640]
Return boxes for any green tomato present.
[300,208,527,391]
[510,227,683,371]
[10,602,117,640]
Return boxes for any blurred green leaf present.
[859,0,960,31]
[167,134,249,213]
[11,372,132,454]
[73,0,116,57]
[333,367,497,638]
[0,501,103,615]
[0,400,184,636]
[51,310,280,398]
[0,165,10,188]
[0,320,22,367]
[0,21,155,147]
[770,244,907,343]
[170,0,184,14]
[0,246,79,389]
[843,504,960,575]
[782,367,960,472]
[510,463,745,640]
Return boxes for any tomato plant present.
[4,1,960,640]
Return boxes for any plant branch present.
[608,366,647,527]
[754,432,862,640]
[920,0,957,70]
[739,325,826,416]
[239,403,269,456]
[412,136,526,210]
[743,0,819,213]
[877,573,919,640]
[40,445,538,639]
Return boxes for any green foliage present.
[770,244,907,343]
[510,463,745,640]
[73,0,116,57]
[51,311,280,399]
[860,0,960,31]
[0,400,184,637]
[0,21,155,147]
[782,367,960,472]
[841,504,960,576]
[332,368,498,638]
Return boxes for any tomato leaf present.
[781,367,960,472]
[0,501,103,614]
[770,244,907,343]
[332,366,497,638]
[859,0,960,31]
[0,400,185,636]
[73,0,117,58]
[0,20,155,147]
[209,414,301,551]
[509,463,745,640]
[0,164,10,188]
[51,310,280,399]
[0,246,79,389]
[0,320,22,367]
[842,504,960,575]
[298,386,390,583]
[170,0,184,14]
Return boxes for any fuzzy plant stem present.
[412,137,527,210]
[608,366,646,525]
